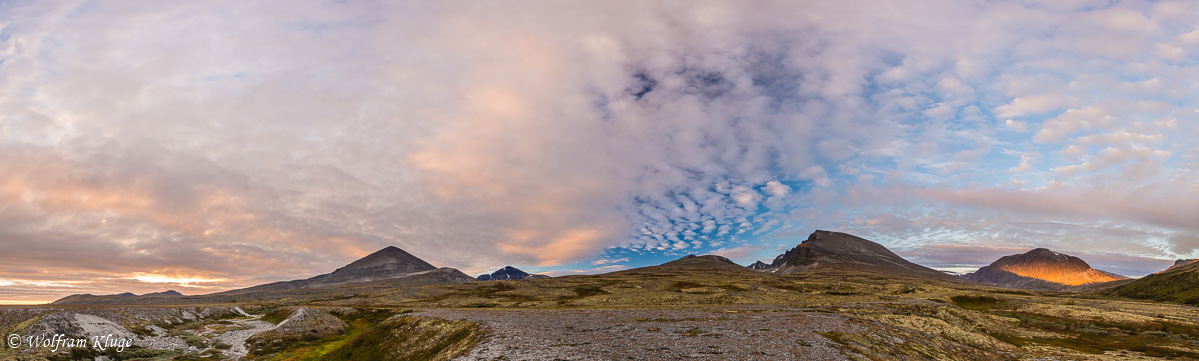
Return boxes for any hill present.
[966,248,1126,291]
[1103,258,1199,304]
[1163,259,1198,273]
[760,230,965,282]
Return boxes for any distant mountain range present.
[52,290,184,305]
[52,230,1195,305]
[966,248,1128,291]
[477,266,550,281]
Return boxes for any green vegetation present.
[245,308,478,361]
[262,307,295,324]
[990,311,1199,356]
[949,295,1007,311]
[46,346,183,361]
[1103,264,1199,304]
[320,316,480,361]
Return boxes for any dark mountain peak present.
[296,245,442,287]
[477,266,547,281]
[113,292,136,297]
[1022,248,1071,260]
[796,230,900,257]
[968,248,1126,288]
[748,261,771,270]
[770,230,906,268]
[991,248,1091,272]
[331,246,436,276]
[766,230,959,281]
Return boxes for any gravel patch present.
[418,307,860,360]
[210,318,276,360]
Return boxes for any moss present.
[261,307,293,324]
[984,311,1199,357]
[568,285,609,298]
[180,334,207,348]
[818,331,849,345]
[320,316,481,361]
[949,295,1006,311]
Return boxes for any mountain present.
[477,266,550,281]
[663,254,738,268]
[1104,258,1199,304]
[766,230,963,282]
[143,290,183,296]
[747,261,770,270]
[232,246,473,292]
[1163,259,1198,273]
[305,246,439,287]
[612,254,766,278]
[54,246,474,305]
[966,248,1127,290]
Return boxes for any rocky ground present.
[198,312,276,360]
[418,306,867,360]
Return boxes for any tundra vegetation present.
[4,264,1197,360]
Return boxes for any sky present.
[1,0,1197,304]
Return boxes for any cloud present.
[1,0,1198,302]
[994,94,1073,119]
[1033,105,1111,143]
[710,244,770,263]
[591,257,629,266]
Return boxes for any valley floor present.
[419,307,853,360]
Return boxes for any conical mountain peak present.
[333,246,436,275]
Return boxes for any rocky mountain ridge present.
[1163,259,1198,273]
